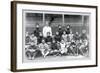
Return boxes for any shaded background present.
[25,13,89,35]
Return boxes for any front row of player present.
[25,31,88,60]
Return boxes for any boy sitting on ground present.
[38,39,50,58]
[50,40,60,56]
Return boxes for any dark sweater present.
[58,28,63,37]
[54,35,61,42]
[45,36,52,43]
[37,36,43,44]
[34,28,40,37]
[66,28,70,34]
[51,43,59,50]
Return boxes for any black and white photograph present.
[11,1,97,71]
[24,11,89,62]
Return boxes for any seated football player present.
[37,32,43,44]
[47,42,52,52]
[68,40,76,56]
[62,31,67,43]
[57,25,63,37]
[78,39,86,55]
[38,39,50,58]
[50,40,60,56]
[83,39,89,56]
[80,29,88,41]
[66,25,71,35]
[60,39,68,55]
[66,34,71,48]
[54,31,61,43]
[73,32,80,42]
[45,32,52,43]
[30,33,37,45]
[79,39,89,56]
[69,31,74,42]
[25,32,30,45]
[33,23,40,38]
[25,42,37,60]
[73,32,80,55]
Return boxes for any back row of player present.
[26,23,88,45]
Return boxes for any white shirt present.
[60,42,66,50]
[60,42,67,53]
[43,26,52,37]
[69,34,74,41]
[62,34,67,42]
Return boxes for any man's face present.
[42,40,45,43]
[63,31,66,34]
[36,25,39,28]
[56,32,59,35]
[76,32,78,35]
[46,21,49,26]
[67,25,70,29]
[67,26,70,28]
[82,30,86,34]
[52,40,55,43]
[58,26,61,29]
[31,34,34,37]
[26,32,28,36]
[61,40,64,43]
[39,33,42,36]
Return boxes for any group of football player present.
[25,24,89,60]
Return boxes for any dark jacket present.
[51,43,59,50]
[66,28,70,34]
[34,28,40,37]
[45,36,52,43]
[37,36,43,44]
[54,35,61,42]
[58,28,63,37]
